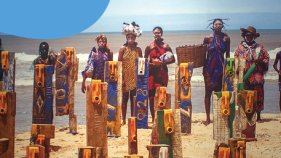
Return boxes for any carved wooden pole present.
[146,145,169,158]
[104,61,122,136]
[56,48,78,133]
[135,58,149,129]
[26,145,45,158]
[32,65,54,158]
[0,51,16,158]
[78,147,101,158]
[151,87,171,144]
[128,117,137,155]
[213,91,235,145]
[86,81,108,158]
[175,62,193,134]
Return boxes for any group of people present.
[0,18,279,126]
[80,20,279,125]
[81,22,175,125]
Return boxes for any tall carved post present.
[86,81,108,158]
[237,89,257,142]
[104,61,122,136]
[151,87,171,144]
[175,62,193,134]
[157,109,182,158]
[222,58,235,91]
[213,91,235,144]
[32,65,54,158]
[146,145,169,158]
[0,51,16,158]
[56,48,78,133]
[135,58,149,129]
[128,117,137,155]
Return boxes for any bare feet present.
[203,120,210,126]
[121,122,126,126]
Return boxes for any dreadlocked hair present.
[206,18,229,31]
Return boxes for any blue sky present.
[84,0,281,32]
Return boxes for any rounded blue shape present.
[0,0,110,39]
[139,113,143,119]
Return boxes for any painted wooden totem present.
[213,91,236,145]
[175,62,193,134]
[222,58,235,91]
[151,87,171,144]
[0,51,16,158]
[157,109,182,158]
[124,155,143,158]
[33,65,53,124]
[213,138,246,158]
[135,58,149,129]
[85,80,108,158]
[146,145,169,158]
[78,147,101,158]
[104,61,122,136]
[128,117,137,155]
[237,89,257,142]
[26,145,45,158]
[56,47,79,132]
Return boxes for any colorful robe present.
[122,46,139,92]
[203,32,226,90]
[148,41,169,100]
[234,41,269,112]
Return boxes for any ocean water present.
[0,30,280,133]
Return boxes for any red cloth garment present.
[148,41,169,100]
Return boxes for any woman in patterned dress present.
[144,26,175,123]
[203,19,230,125]
[118,22,142,125]
[81,34,113,93]
[234,26,269,123]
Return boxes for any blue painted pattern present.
[135,58,149,129]
[3,52,15,91]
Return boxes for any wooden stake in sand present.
[0,52,16,158]
[228,138,246,158]
[128,117,137,155]
[0,92,16,158]
[26,145,45,158]
[151,87,171,144]
[78,146,101,158]
[157,109,183,158]
[237,89,257,142]
[135,58,149,129]
[146,145,170,158]
[213,91,236,145]
[124,155,143,158]
[55,48,79,133]
[86,81,108,158]
[104,61,122,136]
[32,64,55,158]
[175,63,193,134]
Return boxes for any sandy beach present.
[14,113,281,158]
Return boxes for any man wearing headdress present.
[234,26,269,123]
[203,19,230,125]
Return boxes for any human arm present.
[118,46,125,61]
[137,47,143,58]
[273,52,281,75]
[253,45,269,71]
[225,36,230,58]
[109,51,113,61]
[81,71,87,93]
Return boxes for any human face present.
[153,28,162,40]
[126,34,136,45]
[245,33,255,43]
[40,44,48,56]
[213,20,223,32]
[97,38,107,48]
